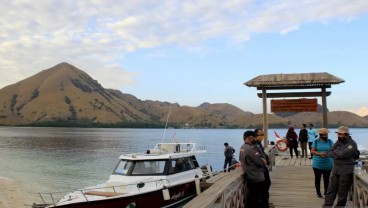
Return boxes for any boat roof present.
[119,142,206,160]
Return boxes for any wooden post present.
[321,87,328,128]
[262,88,268,148]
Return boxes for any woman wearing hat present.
[311,128,334,198]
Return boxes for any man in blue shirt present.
[307,123,318,159]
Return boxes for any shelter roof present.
[244,72,344,89]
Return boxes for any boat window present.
[168,157,193,174]
[132,161,166,175]
[113,160,133,175]
[189,156,199,168]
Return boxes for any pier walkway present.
[184,148,367,208]
[270,156,327,208]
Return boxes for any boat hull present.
[51,181,196,208]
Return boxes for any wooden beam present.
[262,88,268,148]
[257,92,331,98]
[322,87,328,128]
[256,85,331,90]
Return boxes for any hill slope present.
[0,62,367,128]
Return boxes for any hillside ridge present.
[0,63,367,128]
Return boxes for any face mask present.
[320,136,328,140]
[257,136,264,141]
[251,139,257,144]
[338,136,345,141]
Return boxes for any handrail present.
[183,169,244,208]
[35,178,171,206]
[352,167,368,207]
[183,145,276,208]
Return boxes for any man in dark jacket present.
[323,126,357,208]
[223,142,235,172]
[299,123,309,158]
[240,130,268,208]
[254,129,272,206]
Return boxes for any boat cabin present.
[113,143,206,176]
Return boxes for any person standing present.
[254,129,272,207]
[311,128,334,198]
[240,130,268,208]
[223,142,235,172]
[299,123,309,158]
[323,126,357,208]
[308,123,318,159]
[286,126,299,158]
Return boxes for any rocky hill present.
[0,62,367,128]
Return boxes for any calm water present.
[0,127,367,203]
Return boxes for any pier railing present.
[352,165,368,207]
[183,146,276,208]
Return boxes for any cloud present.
[1,0,368,89]
[357,107,368,117]
[344,106,368,117]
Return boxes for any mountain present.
[0,62,367,128]
[0,63,151,126]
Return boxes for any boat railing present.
[152,143,206,154]
[34,179,171,206]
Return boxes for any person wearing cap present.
[240,130,268,208]
[223,142,235,172]
[323,126,358,208]
[307,123,318,159]
[311,128,334,198]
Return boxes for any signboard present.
[271,99,318,112]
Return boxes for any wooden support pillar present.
[321,87,328,128]
[262,88,268,148]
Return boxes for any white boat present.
[34,142,210,208]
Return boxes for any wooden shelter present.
[244,72,344,147]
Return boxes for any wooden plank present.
[257,91,331,98]
[184,169,243,208]
[83,191,124,197]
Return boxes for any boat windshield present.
[113,160,167,175]
[113,160,133,175]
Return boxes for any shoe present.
[316,194,323,198]
[301,156,304,158]
[309,157,313,159]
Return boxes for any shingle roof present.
[244,72,344,88]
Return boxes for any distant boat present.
[33,142,211,208]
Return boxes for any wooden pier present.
[184,147,368,208]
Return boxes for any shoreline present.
[0,176,33,208]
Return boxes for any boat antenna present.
[161,105,172,142]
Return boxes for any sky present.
[1,0,368,116]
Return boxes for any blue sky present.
[1,1,368,116]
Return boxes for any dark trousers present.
[289,145,298,157]
[223,156,232,172]
[313,167,331,196]
[323,172,353,207]
[246,180,268,208]
[264,166,271,199]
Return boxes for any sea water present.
[0,127,367,203]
